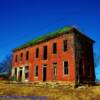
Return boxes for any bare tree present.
[94,53,100,82]
[0,54,12,79]
[94,53,100,68]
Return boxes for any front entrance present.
[18,68,23,81]
[53,63,57,81]
[43,64,47,81]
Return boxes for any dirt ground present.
[0,81,100,100]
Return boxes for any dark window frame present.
[63,61,68,75]
[36,48,39,58]
[26,51,29,60]
[43,46,47,60]
[53,43,57,54]
[63,40,67,52]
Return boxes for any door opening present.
[19,68,22,81]
[43,64,47,81]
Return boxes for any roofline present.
[13,27,95,52]
[73,28,95,43]
[13,29,73,52]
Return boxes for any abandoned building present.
[12,26,95,85]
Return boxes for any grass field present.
[0,81,100,100]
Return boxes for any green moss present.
[14,26,73,51]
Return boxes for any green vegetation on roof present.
[13,26,73,51]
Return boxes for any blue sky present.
[0,0,100,80]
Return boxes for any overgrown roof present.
[13,26,94,52]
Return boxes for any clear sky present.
[0,0,100,80]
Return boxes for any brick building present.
[12,26,95,85]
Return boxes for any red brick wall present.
[12,33,76,83]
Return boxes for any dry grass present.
[0,81,100,100]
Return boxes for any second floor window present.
[26,51,29,60]
[53,43,57,54]
[36,48,39,58]
[43,46,47,60]
[63,40,67,52]
[20,53,23,61]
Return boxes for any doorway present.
[43,64,47,81]
[18,68,23,81]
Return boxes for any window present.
[43,46,47,60]
[15,68,17,76]
[43,64,47,81]
[53,63,57,80]
[20,53,23,61]
[63,61,68,75]
[15,55,18,62]
[25,66,29,79]
[26,51,29,60]
[35,65,38,77]
[63,40,67,52]
[53,43,57,54]
[36,48,39,58]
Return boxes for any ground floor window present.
[53,63,57,80]
[25,66,29,79]
[34,65,38,77]
[63,61,68,75]
[15,68,17,76]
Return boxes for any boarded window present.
[64,61,68,75]
[26,51,29,60]
[63,40,67,52]
[43,46,47,60]
[20,53,23,61]
[36,48,39,58]
[35,65,38,77]
[53,43,57,54]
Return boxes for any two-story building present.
[12,26,95,85]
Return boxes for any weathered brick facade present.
[12,26,95,85]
